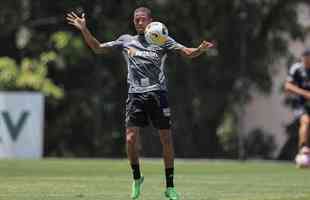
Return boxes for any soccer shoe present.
[300,146,310,155]
[164,187,180,200]
[295,146,310,168]
[131,176,144,199]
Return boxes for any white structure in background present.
[0,92,44,159]
[240,4,310,158]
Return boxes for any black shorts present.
[125,91,171,129]
[293,106,310,120]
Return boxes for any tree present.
[0,0,308,158]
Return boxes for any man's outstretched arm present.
[179,41,214,59]
[285,81,310,100]
[66,12,108,54]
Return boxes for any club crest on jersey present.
[163,108,171,117]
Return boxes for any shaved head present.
[134,7,152,18]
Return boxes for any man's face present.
[133,11,152,34]
[303,55,310,68]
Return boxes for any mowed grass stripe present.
[0,159,309,200]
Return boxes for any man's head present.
[133,7,153,34]
[302,48,310,68]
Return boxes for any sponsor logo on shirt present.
[127,48,158,59]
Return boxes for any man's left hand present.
[197,41,214,52]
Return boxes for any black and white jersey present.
[287,62,310,106]
[101,34,184,93]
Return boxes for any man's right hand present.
[66,12,86,30]
[305,92,310,100]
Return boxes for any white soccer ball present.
[144,22,169,46]
[295,154,310,168]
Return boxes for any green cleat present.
[165,187,180,200]
[131,176,144,199]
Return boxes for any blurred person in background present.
[285,48,310,165]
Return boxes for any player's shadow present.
[278,120,299,160]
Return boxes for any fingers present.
[66,12,76,20]
[66,18,77,26]
[205,41,214,48]
[65,15,78,28]
[66,13,73,18]
[199,41,214,50]
[70,11,79,18]
[202,41,213,47]
[67,21,76,26]
[65,12,82,26]
[66,16,74,22]
[66,13,75,24]
[66,12,83,21]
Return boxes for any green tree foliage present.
[0,54,64,99]
[0,0,308,157]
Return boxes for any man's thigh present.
[147,91,171,130]
[125,93,149,128]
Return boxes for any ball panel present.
[144,22,169,46]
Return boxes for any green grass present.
[0,159,309,200]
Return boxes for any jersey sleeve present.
[162,36,185,52]
[287,63,301,85]
[100,34,132,50]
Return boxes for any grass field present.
[0,159,309,200]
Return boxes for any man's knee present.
[126,128,139,145]
[300,115,310,126]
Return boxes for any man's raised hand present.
[66,12,86,30]
[198,41,214,52]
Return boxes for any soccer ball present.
[295,154,310,168]
[144,22,169,46]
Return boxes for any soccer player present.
[66,7,213,200]
[285,48,310,164]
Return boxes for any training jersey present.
[101,34,185,93]
[287,62,310,107]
